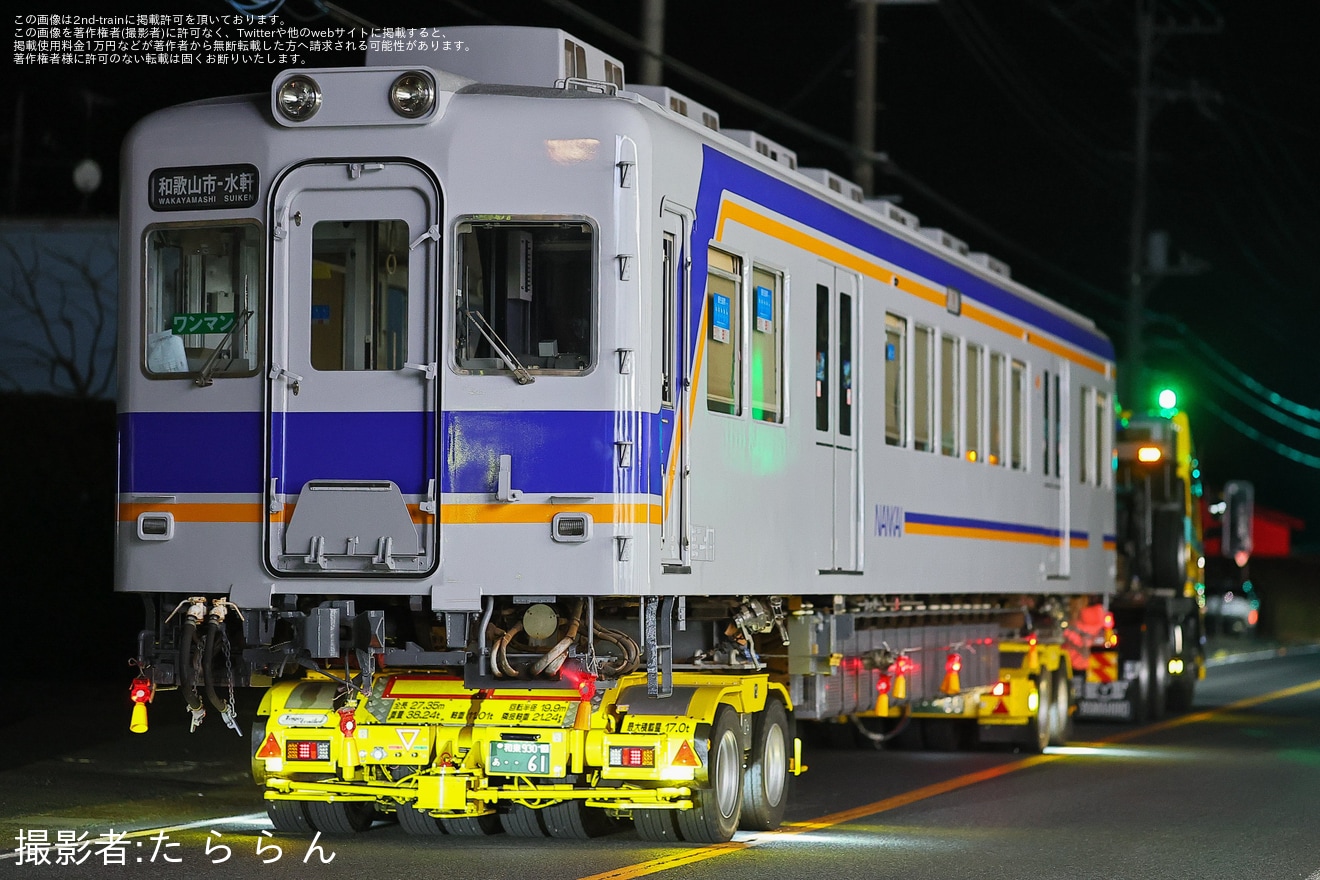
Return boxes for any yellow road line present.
[579,675,1320,880]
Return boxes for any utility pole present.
[853,1,878,195]
[1123,1,1154,409]
[639,0,665,85]
[852,0,937,197]
[1123,0,1221,408]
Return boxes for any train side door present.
[266,161,440,576]
[815,264,861,573]
[659,206,691,570]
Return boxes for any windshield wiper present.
[463,309,534,385]
[194,309,254,387]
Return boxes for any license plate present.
[488,740,552,775]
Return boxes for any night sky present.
[9,0,1319,535]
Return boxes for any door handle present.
[404,361,437,380]
[269,364,304,395]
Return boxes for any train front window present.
[455,219,594,375]
[310,219,409,371]
[144,223,261,379]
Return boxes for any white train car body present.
[114,27,1122,841]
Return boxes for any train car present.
[117,26,1121,842]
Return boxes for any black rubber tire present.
[1024,672,1052,753]
[1151,505,1187,591]
[396,803,447,836]
[1146,619,1170,722]
[305,800,375,834]
[544,801,615,839]
[1166,620,1198,717]
[1167,670,1196,713]
[441,814,502,836]
[266,800,315,833]
[676,707,744,843]
[1049,667,1073,746]
[501,805,547,837]
[739,700,790,831]
[633,808,681,842]
[1118,621,1150,725]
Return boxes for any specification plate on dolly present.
[488,741,553,775]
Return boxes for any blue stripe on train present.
[118,410,659,497]
[906,511,1088,542]
[691,146,1115,362]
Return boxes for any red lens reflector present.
[257,733,282,759]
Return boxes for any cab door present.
[659,205,691,570]
[266,161,439,575]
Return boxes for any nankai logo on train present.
[874,504,905,537]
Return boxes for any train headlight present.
[389,71,436,119]
[275,74,322,122]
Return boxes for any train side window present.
[311,219,409,371]
[839,292,853,437]
[1079,385,1093,484]
[1052,372,1062,478]
[1010,359,1025,470]
[884,313,907,447]
[706,248,742,415]
[454,219,595,376]
[913,325,934,451]
[966,343,983,462]
[750,265,784,423]
[815,285,829,432]
[940,333,960,457]
[144,222,261,379]
[1042,369,1053,476]
[1042,370,1062,478]
[989,352,1005,465]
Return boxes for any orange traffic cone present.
[940,653,962,695]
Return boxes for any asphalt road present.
[4,640,1320,880]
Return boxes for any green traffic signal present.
[1157,388,1177,410]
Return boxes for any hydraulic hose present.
[178,620,205,714]
[201,619,229,715]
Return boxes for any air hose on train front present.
[201,599,243,734]
[174,598,209,732]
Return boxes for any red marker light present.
[129,678,152,704]
[338,709,357,737]
[877,675,892,696]
[561,666,598,701]
[946,653,962,674]
[991,681,1011,697]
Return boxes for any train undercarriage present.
[128,591,1104,841]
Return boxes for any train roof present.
[363,25,1109,355]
